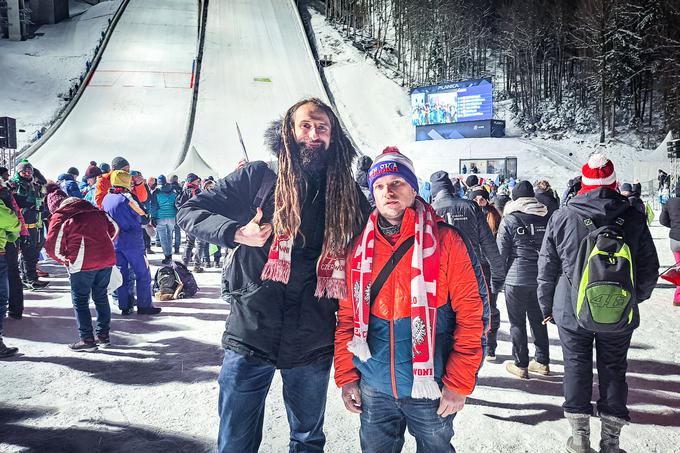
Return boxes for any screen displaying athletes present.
[410,78,493,127]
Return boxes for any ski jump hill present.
[25,0,327,178]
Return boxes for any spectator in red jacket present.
[44,194,119,352]
[334,148,489,451]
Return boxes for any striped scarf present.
[347,198,442,399]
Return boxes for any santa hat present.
[367,146,418,195]
[579,153,617,194]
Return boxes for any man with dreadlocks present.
[334,147,489,452]
[177,98,369,452]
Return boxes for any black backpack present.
[570,216,636,332]
[154,265,179,300]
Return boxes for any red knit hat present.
[579,153,617,194]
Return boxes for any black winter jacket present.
[177,161,368,368]
[537,188,659,332]
[627,195,645,216]
[496,199,549,287]
[660,197,680,241]
[430,175,505,292]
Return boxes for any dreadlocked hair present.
[274,98,365,255]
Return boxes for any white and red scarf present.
[347,198,442,399]
[260,234,347,300]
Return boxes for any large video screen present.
[410,78,493,126]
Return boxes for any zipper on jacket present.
[387,248,398,399]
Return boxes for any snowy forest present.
[321,0,680,144]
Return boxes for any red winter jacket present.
[44,199,118,273]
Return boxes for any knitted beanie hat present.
[368,146,418,195]
[580,153,617,194]
[511,180,535,200]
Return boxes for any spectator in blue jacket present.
[150,175,178,265]
[58,167,83,199]
[102,170,160,316]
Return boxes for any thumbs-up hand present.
[234,207,273,247]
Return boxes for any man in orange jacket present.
[94,157,148,208]
[334,148,489,452]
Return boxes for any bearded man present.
[177,98,369,453]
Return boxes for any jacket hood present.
[263,118,284,156]
[429,171,454,199]
[565,187,630,223]
[504,197,548,217]
[54,198,100,221]
[57,173,75,182]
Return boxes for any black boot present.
[137,306,162,315]
[0,336,18,358]
[565,412,591,453]
[162,255,172,265]
[599,414,627,453]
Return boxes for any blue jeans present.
[0,254,9,335]
[69,267,112,340]
[217,349,332,453]
[359,381,456,453]
[156,218,176,257]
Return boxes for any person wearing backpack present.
[496,181,550,379]
[537,154,659,453]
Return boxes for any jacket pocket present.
[224,282,284,359]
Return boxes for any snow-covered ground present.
[0,0,122,151]
[1,222,678,452]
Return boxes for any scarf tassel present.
[260,260,291,283]
[411,379,442,400]
[347,337,372,362]
[315,277,347,300]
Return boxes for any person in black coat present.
[496,181,550,379]
[430,170,506,359]
[493,185,511,215]
[659,181,680,306]
[619,182,645,216]
[537,154,658,453]
[355,155,374,208]
[534,179,560,219]
[177,99,369,453]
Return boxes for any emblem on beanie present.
[369,162,399,180]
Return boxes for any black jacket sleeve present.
[495,217,513,277]
[477,206,505,291]
[537,215,562,318]
[176,162,273,249]
[660,204,670,228]
[634,224,659,302]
